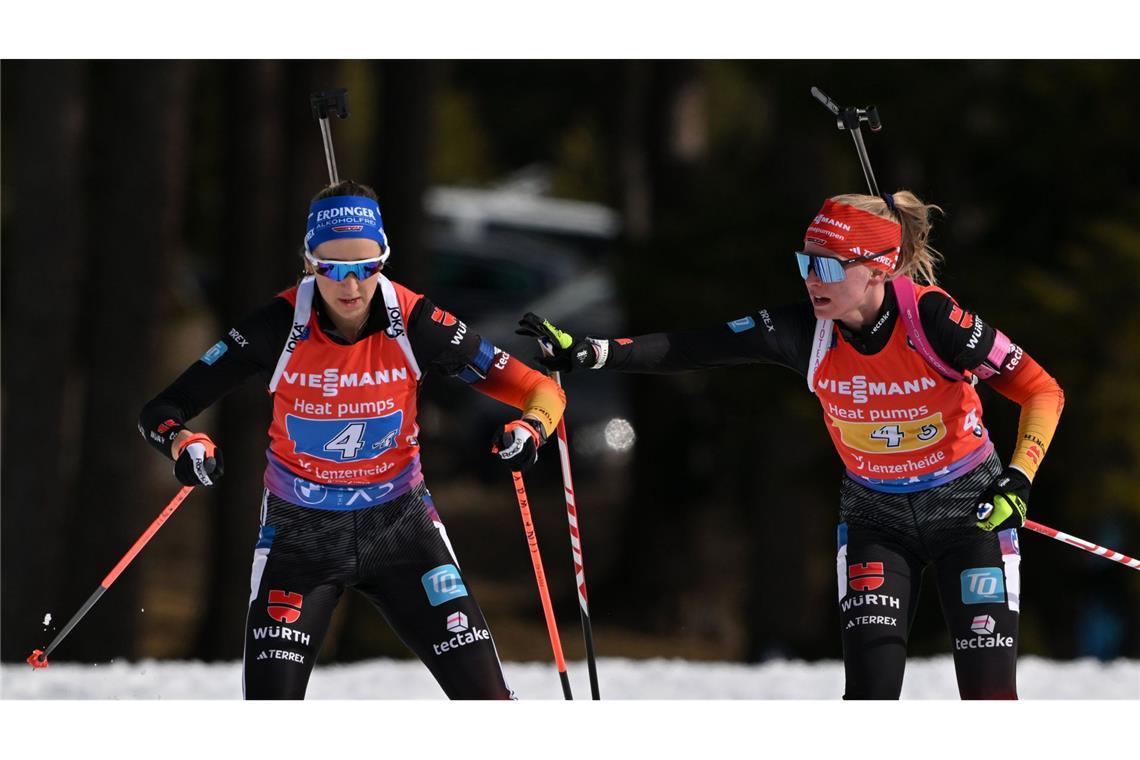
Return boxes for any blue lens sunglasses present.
[304,251,386,282]
[795,247,897,284]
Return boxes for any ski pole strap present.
[1024,519,1140,570]
[175,433,216,458]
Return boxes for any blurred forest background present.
[2,60,1138,670]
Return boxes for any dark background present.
[2,60,1138,667]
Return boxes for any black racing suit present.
[140,288,513,699]
[596,286,1024,699]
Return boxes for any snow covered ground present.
[3,655,1137,699]
[2,656,1135,760]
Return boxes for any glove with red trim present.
[174,433,225,487]
[491,418,546,472]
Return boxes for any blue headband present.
[304,195,389,257]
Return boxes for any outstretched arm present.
[517,302,818,378]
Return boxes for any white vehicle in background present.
[418,171,634,482]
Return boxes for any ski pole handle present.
[1024,519,1140,571]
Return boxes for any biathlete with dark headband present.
[521,191,1064,699]
[140,180,565,699]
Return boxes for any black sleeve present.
[405,296,496,380]
[138,297,292,458]
[603,302,817,377]
[917,291,1007,373]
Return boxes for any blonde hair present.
[831,191,944,285]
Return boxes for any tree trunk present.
[372,61,438,292]
[190,60,291,660]
[61,61,192,661]
[0,61,88,661]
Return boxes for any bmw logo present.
[293,478,328,505]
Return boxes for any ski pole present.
[310,88,349,185]
[539,339,601,700]
[811,86,883,196]
[1024,519,1140,571]
[510,470,573,699]
[27,485,195,669]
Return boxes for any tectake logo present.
[447,612,469,634]
[970,614,996,635]
[956,617,1014,651]
[1004,344,1024,372]
[493,349,510,371]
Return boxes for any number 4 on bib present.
[325,422,366,459]
[870,424,904,448]
[285,411,404,463]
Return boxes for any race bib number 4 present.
[285,411,404,463]
[828,412,947,455]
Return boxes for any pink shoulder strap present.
[890,276,965,382]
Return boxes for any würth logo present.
[430,307,458,327]
[849,562,885,592]
[267,590,304,624]
[948,304,975,330]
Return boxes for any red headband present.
[803,198,901,273]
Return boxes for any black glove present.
[515,312,606,373]
[975,467,1030,532]
[490,418,546,472]
[174,433,225,487]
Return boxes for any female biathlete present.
[140,180,565,699]
[521,192,1064,699]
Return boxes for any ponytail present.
[831,190,944,284]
